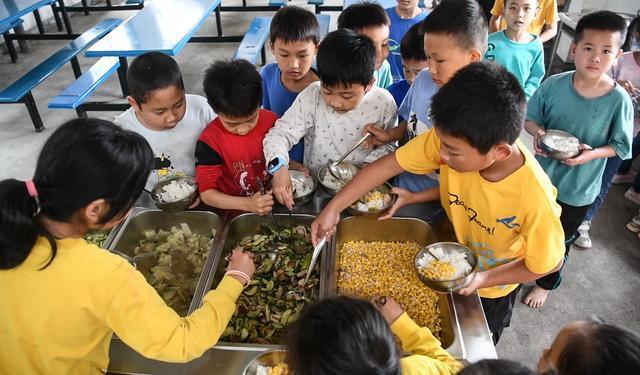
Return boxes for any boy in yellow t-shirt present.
[312,61,565,344]
[490,0,559,43]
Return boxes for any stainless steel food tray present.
[323,216,466,359]
[104,207,224,317]
[194,212,324,352]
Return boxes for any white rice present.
[322,168,356,191]
[256,366,269,375]
[543,135,579,153]
[416,246,472,279]
[158,180,196,203]
[290,171,314,198]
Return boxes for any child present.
[312,62,565,344]
[537,317,640,374]
[459,359,535,375]
[485,0,544,99]
[385,0,428,82]
[523,11,633,308]
[0,119,255,374]
[114,52,215,190]
[368,0,487,197]
[196,60,276,214]
[387,22,428,117]
[338,2,394,89]
[490,0,558,43]
[265,29,397,209]
[286,295,463,375]
[578,15,640,247]
[261,5,320,164]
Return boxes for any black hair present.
[337,1,389,31]
[554,317,640,375]
[0,119,153,270]
[127,52,185,104]
[420,0,488,53]
[574,11,627,48]
[269,5,320,46]
[287,296,401,375]
[621,15,640,52]
[316,29,376,88]
[400,22,426,61]
[430,61,525,154]
[459,359,535,375]
[202,59,262,117]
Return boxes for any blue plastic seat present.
[233,16,272,65]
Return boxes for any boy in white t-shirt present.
[114,52,215,191]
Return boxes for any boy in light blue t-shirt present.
[484,0,544,99]
[261,6,320,164]
[524,11,633,309]
[385,0,428,82]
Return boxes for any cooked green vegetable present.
[222,224,319,344]
[133,224,214,315]
[84,231,110,247]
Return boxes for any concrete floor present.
[0,1,639,371]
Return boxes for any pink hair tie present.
[25,180,41,216]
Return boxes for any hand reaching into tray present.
[372,295,404,325]
[225,247,256,286]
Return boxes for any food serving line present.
[103,189,496,374]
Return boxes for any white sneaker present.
[626,210,640,233]
[625,188,640,206]
[574,220,592,249]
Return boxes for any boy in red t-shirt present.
[196,59,276,214]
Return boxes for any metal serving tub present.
[196,212,323,352]
[323,216,466,359]
[104,207,223,316]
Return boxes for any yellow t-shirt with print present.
[491,0,559,35]
[396,129,564,299]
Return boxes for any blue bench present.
[1,19,24,63]
[48,57,121,117]
[233,16,272,65]
[268,0,286,6]
[311,0,426,13]
[0,18,122,132]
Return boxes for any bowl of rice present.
[290,170,316,207]
[150,176,198,213]
[414,242,478,293]
[317,161,361,195]
[539,130,581,160]
[243,350,289,375]
[346,182,396,217]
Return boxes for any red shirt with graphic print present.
[195,109,277,196]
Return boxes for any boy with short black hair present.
[261,5,320,164]
[523,11,633,308]
[490,0,558,43]
[387,22,428,115]
[265,29,397,209]
[196,59,276,214]
[114,52,215,190]
[485,0,544,99]
[313,61,565,344]
[385,0,428,82]
[338,2,394,89]
[368,0,487,195]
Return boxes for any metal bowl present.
[243,350,287,375]
[291,170,317,207]
[346,182,397,218]
[317,161,361,195]
[414,242,478,293]
[539,130,580,160]
[150,176,198,213]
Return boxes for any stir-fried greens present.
[84,231,110,247]
[133,224,214,315]
[221,224,319,344]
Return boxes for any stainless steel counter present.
[106,191,496,374]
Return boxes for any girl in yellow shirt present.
[286,295,462,375]
[0,118,255,374]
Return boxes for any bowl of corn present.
[346,182,396,217]
[414,242,478,293]
[243,350,289,375]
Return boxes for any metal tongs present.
[303,235,327,285]
[256,176,282,232]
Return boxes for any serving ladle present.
[327,132,372,181]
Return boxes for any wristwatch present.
[267,156,287,174]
